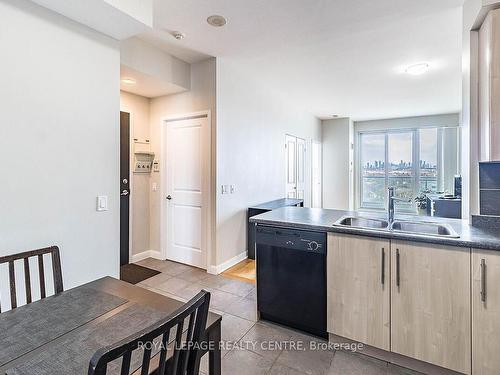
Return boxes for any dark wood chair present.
[0,246,63,312]
[88,290,211,375]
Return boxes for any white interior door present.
[285,135,306,199]
[312,141,322,208]
[296,137,306,199]
[285,135,297,198]
[163,115,209,269]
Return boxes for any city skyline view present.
[360,129,439,211]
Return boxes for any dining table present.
[0,276,222,375]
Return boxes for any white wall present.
[120,91,151,257]
[463,0,481,220]
[149,58,217,266]
[30,0,152,40]
[121,37,191,92]
[322,118,353,210]
[478,9,500,161]
[216,58,322,267]
[0,0,120,289]
[461,0,500,220]
[354,113,460,131]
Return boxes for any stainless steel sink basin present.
[334,215,460,238]
[335,216,389,230]
[390,220,459,238]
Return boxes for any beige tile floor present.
[135,258,421,375]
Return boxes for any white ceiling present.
[139,0,464,121]
[31,0,152,40]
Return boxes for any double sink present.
[335,216,460,238]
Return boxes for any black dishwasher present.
[256,225,327,339]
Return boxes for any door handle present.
[120,190,129,196]
[166,195,172,200]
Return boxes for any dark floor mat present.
[120,264,160,284]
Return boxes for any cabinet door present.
[473,249,500,375]
[391,241,471,374]
[327,233,390,350]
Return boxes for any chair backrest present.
[88,290,211,375]
[0,246,63,312]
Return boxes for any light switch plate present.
[230,184,235,194]
[152,182,158,192]
[221,185,228,194]
[96,196,108,211]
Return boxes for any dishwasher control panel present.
[255,226,326,254]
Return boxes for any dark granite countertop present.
[249,198,303,210]
[249,207,500,251]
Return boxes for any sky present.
[361,129,438,167]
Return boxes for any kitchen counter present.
[249,198,303,210]
[249,206,500,251]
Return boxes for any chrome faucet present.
[388,187,412,224]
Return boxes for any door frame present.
[311,140,323,208]
[119,110,134,265]
[285,134,298,198]
[285,134,306,199]
[159,110,212,270]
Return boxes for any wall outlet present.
[96,196,108,211]
[152,182,158,192]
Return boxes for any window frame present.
[356,127,442,214]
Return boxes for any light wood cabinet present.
[327,233,390,350]
[472,249,500,375]
[391,240,471,374]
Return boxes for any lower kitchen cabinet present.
[473,249,500,375]
[391,240,471,374]
[327,233,390,350]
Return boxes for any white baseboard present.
[130,250,162,263]
[132,249,247,276]
[207,251,247,275]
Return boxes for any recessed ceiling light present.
[207,15,227,27]
[405,63,430,76]
[121,78,136,85]
[172,31,186,40]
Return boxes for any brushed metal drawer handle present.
[480,258,487,303]
[381,247,385,285]
[396,249,401,290]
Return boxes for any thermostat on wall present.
[134,152,155,173]
[153,159,160,172]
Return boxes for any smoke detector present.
[172,31,186,40]
[207,15,227,27]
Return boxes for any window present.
[360,133,385,209]
[358,127,449,213]
[419,128,438,193]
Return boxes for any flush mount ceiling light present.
[172,31,186,40]
[405,62,430,76]
[207,15,227,27]
[121,77,136,85]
